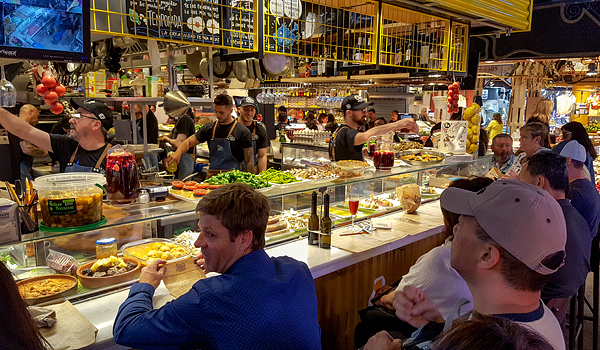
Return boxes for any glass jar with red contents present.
[106,145,140,204]
[369,132,395,170]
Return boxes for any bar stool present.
[567,233,600,350]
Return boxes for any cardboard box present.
[0,198,18,244]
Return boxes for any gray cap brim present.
[440,187,476,216]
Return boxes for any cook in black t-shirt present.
[194,120,253,164]
[159,115,196,156]
[332,126,365,161]
[50,134,109,174]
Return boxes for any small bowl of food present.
[76,256,141,288]
[17,274,78,305]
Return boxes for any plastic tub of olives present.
[35,173,107,229]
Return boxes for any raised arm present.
[0,108,52,152]
[354,119,417,145]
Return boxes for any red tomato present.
[452,86,460,93]
[448,91,454,97]
[453,94,459,100]
[36,84,47,96]
[43,91,58,104]
[54,84,66,97]
[50,102,63,115]
[42,75,57,89]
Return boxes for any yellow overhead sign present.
[432,0,533,31]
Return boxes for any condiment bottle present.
[319,193,331,249]
[308,191,319,245]
[96,237,117,259]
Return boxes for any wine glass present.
[0,62,16,107]
[347,194,359,231]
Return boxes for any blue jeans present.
[177,153,195,180]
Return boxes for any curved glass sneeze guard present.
[13,156,493,247]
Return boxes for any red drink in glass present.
[368,143,376,157]
[349,200,359,216]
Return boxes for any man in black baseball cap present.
[329,95,418,161]
[237,96,268,174]
[0,98,114,174]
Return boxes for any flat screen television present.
[0,0,90,62]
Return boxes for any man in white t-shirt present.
[364,180,567,350]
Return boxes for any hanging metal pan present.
[199,53,210,81]
[262,53,287,75]
[212,54,233,79]
[233,61,247,82]
[186,50,204,78]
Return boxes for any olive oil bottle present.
[320,193,332,249]
[308,191,319,245]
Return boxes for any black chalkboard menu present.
[126,0,254,50]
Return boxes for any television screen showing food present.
[0,0,90,61]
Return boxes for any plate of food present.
[344,195,400,211]
[420,186,444,197]
[77,257,141,288]
[398,150,445,164]
[17,274,78,305]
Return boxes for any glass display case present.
[281,143,330,168]
[3,155,493,304]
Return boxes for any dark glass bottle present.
[308,191,319,245]
[320,193,332,249]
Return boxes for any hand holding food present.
[165,150,182,167]
[139,259,167,289]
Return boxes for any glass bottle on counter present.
[310,54,318,77]
[320,193,331,249]
[308,191,319,245]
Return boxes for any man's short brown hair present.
[195,183,269,251]
[214,93,234,108]
[474,223,556,292]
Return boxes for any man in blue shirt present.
[559,140,600,238]
[113,183,322,350]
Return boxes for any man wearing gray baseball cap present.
[382,180,567,350]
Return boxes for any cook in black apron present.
[207,120,241,178]
[65,144,111,175]
[240,120,258,172]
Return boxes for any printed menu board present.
[126,0,254,49]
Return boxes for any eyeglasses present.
[71,113,99,121]
[562,131,572,137]
[352,108,367,113]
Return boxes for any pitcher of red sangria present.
[369,132,395,170]
[106,145,140,204]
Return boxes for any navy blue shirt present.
[553,140,596,185]
[113,249,322,350]
[542,199,591,300]
[570,179,600,238]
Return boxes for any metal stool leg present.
[571,294,577,350]
[579,284,585,350]
[592,235,600,350]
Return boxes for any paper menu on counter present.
[38,301,97,350]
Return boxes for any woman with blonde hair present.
[527,98,553,124]
[486,113,504,140]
